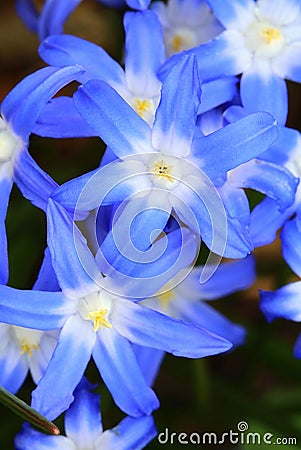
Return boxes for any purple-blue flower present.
[15,378,157,449]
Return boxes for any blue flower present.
[0,65,83,285]
[0,199,232,420]
[51,52,278,260]
[35,9,238,138]
[160,0,301,124]
[15,378,157,449]
[151,0,224,57]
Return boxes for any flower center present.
[86,309,112,332]
[152,160,175,183]
[166,28,196,56]
[129,96,157,125]
[245,20,285,58]
[157,288,175,309]
[78,291,113,332]
[12,326,42,357]
[261,27,281,44]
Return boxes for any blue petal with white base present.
[93,327,159,417]
[260,282,301,323]
[32,315,96,420]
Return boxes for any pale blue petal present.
[196,256,256,299]
[101,227,200,299]
[47,199,102,298]
[112,299,233,357]
[177,300,246,346]
[174,182,253,258]
[93,327,159,416]
[33,247,60,292]
[32,315,95,420]
[133,344,165,387]
[229,159,299,212]
[218,183,250,228]
[33,97,98,138]
[159,30,251,81]
[259,126,300,165]
[16,0,39,32]
[100,415,157,450]
[39,34,124,86]
[65,379,102,446]
[206,0,254,28]
[52,156,150,214]
[0,285,72,330]
[1,66,84,140]
[152,54,201,155]
[38,0,82,40]
[0,176,12,285]
[281,218,301,277]
[258,0,300,24]
[14,149,58,211]
[241,65,288,125]
[198,77,238,114]
[98,192,171,276]
[0,343,28,394]
[194,112,278,180]
[127,0,151,9]
[250,197,295,247]
[260,281,301,322]
[124,10,164,96]
[73,80,153,158]
[15,425,74,450]
[273,43,301,83]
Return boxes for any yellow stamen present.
[171,35,184,53]
[158,289,175,309]
[260,27,281,44]
[20,339,39,357]
[86,309,112,332]
[135,99,152,117]
[152,160,174,183]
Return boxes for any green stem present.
[0,385,60,435]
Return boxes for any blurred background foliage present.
[1,1,301,449]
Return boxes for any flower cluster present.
[1,0,301,447]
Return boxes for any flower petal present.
[124,10,164,96]
[281,217,301,277]
[15,424,74,450]
[240,61,288,125]
[207,0,254,29]
[16,0,39,32]
[33,97,98,138]
[229,159,299,212]
[32,315,95,420]
[64,379,103,446]
[0,285,72,330]
[38,0,82,40]
[195,112,278,180]
[112,299,233,357]
[98,415,157,450]
[260,281,301,322]
[47,199,102,298]
[14,150,58,211]
[39,34,124,86]
[0,176,13,285]
[93,327,159,416]
[152,54,201,156]
[1,66,84,140]
[73,80,153,158]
